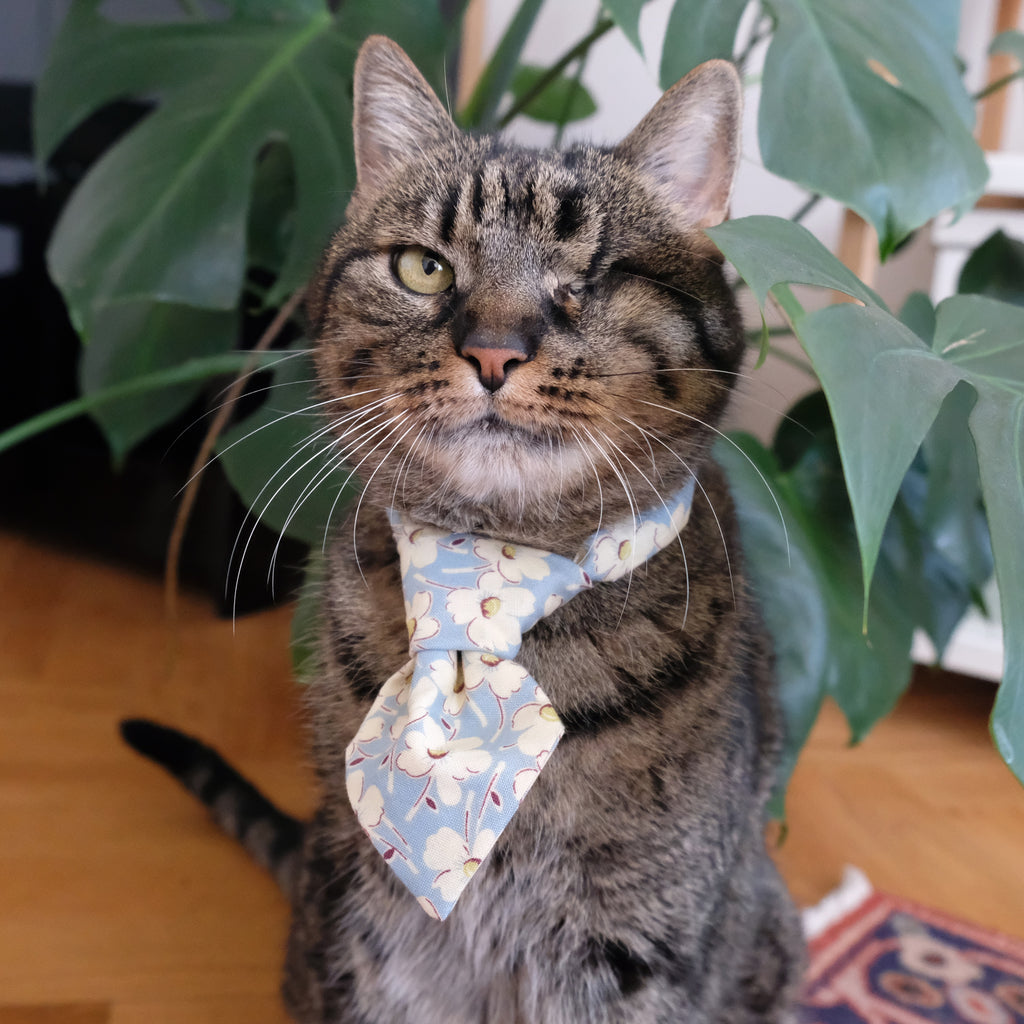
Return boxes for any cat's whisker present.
[577,425,643,597]
[618,269,702,304]
[229,402,403,610]
[587,423,684,625]
[595,411,659,478]
[565,423,607,537]
[389,421,430,512]
[262,404,414,595]
[630,396,791,563]
[620,415,736,604]
[184,387,393,493]
[226,395,401,543]
[350,417,420,583]
[163,349,317,454]
[321,415,417,571]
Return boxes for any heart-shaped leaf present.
[710,214,1024,788]
[758,0,987,254]
[37,1,449,332]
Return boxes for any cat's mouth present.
[471,412,553,448]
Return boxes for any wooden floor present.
[2,530,1022,1023]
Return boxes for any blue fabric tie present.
[345,477,696,919]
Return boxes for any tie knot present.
[391,522,591,659]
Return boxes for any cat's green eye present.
[393,246,454,295]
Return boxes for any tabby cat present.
[123,34,805,1024]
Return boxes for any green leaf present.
[79,301,239,462]
[247,140,297,278]
[707,215,885,310]
[797,303,964,614]
[33,0,457,330]
[216,346,357,548]
[719,212,1024,787]
[0,351,280,456]
[892,384,992,656]
[758,0,987,254]
[958,230,1024,308]
[718,431,914,814]
[898,289,937,343]
[602,0,647,55]
[903,0,960,52]
[39,5,353,331]
[460,0,547,128]
[508,64,597,124]
[659,0,749,88]
[992,28,1024,63]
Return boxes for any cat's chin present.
[427,417,591,507]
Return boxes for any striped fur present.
[120,719,304,895]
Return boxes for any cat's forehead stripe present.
[435,157,605,271]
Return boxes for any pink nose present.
[460,346,530,393]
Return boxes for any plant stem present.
[164,285,306,621]
[0,353,277,456]
[973,69,1024,102]
[498,17,614,129]
[770,283,807,330]
[790,193,822,224]
[735,6,773,70]
[760,343,816,377]
[460,0,546,128]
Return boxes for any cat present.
[122,34,805,1024]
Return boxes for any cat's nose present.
[458,330,535,393]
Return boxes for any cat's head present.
[310,36,743,547]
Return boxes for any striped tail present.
[120,718,305,898]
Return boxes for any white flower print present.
[512,766,540,801]
[395,718,492,805]
[423,826,498,904]
[393,521,444,569]
[351,710,385,746]
[416,896,442,921]
[446,583,536,652]
[464,653,529,700]
[346,769,385,830]
[588,519,662,581]
[511,700,564,758]
[472,537,552,585]
[405,589,440,649]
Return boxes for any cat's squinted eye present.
[392,245,454,295]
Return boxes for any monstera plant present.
[7,0,1024,808]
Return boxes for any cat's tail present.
[120,718,305,898]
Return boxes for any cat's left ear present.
[352,36,457,194]
[616,60,741,230]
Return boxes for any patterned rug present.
[801,871,1024,1024]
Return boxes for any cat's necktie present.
[345,478,696,920]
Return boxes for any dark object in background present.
[0,83,305,616]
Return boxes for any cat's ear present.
[616,60,741,229]
[352,36,457,194]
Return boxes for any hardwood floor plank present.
[0,1007,110,1024]
[109,996,291,1024]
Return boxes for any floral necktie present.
[345,478,696,920]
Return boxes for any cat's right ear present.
[352,36,457,195]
